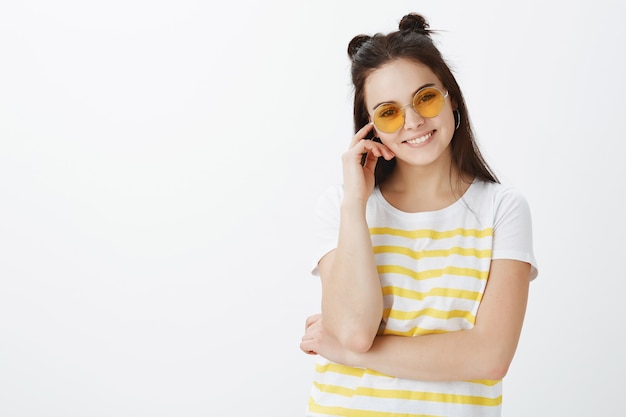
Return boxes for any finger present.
[365,141,395,161]
[362,150,379,172]
[305,314,321,329]
[349,122,375,148]
[362,139,395,159]
[299,341,318,355]
[352,139,395,162]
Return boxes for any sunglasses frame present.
[371,86,449,133]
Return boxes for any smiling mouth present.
[404,132,432,145]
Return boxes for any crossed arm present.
[300,252,531,382]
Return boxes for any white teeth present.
[405,132,431,145]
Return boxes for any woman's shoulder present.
[464,180,532,218]
[466,181,530,218]
[470,180,528,202]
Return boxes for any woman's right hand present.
[341,123,395,205]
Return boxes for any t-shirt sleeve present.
[492,186,539,280]
[310,184,344,277]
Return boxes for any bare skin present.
[315,122,394,353]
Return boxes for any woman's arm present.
[302,259,530,381]
[318,124,395,353]
[318,237,382,353]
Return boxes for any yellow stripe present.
[355,386,502,406]
[382,286,481,302]
[378,265,488,281]
[369,227,493,239]
[384,307,476,323]
[374,245,492,259]
[382,327,449,337]
[467,379,501,386]
[316,362,393,378]
[315,363,500,387]
[308,396,444,417]
[312,383,502,406]
[314,381,356,398]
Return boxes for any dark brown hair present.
[347,13,498,185]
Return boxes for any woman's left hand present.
[300,314,349,364]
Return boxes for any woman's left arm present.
[301,258,530,382]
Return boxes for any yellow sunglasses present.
[371,86,449,133]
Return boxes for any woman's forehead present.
[364,59,440,105]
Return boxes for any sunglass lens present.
[414,88,445,118]
[373,104,404,133]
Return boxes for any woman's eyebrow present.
[371,82,436,110]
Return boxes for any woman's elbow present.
[471,327,520,380]
[483,361,511,380]
[340,331,376,353]
[479,348,516,380]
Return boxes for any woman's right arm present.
[319,124,395,353]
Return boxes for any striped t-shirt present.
[307,180,538,417]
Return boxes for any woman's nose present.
[403,106,425,130]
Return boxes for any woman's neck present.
[380,157,472,213]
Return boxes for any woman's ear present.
[453,109,461,130]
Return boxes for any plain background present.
[1,0,625,416]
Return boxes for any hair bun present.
[398,13,431,35]
[347,34,372,60]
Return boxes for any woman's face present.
[364,59,456,168]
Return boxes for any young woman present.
[300,13,538,417]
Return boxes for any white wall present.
[1,1,624,416]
